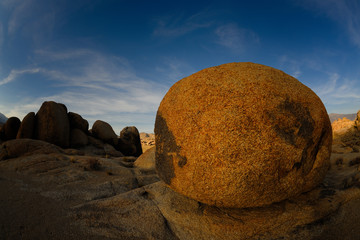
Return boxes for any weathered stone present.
[134,146,155,171]
[35,101,70,148]
[68,112,89,133]
[155,62,332,208]
[2,117,21,140]
[103,143,124,157]
[116,138,136,156]
[17,112,36,139]
[355,110,360,130]
[0,139,62,161]
[72,187,177,240]
[91,120,118,146]
[70,128,89,148]
[118,126,143,157]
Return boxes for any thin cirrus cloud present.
[297,0,360,48]
[0,21,3,49]
[0,68,42,86]
[5,0,55,37]
[153,10,213,37]
[0,49,169,132]
[215,23,259,52]
[314,72,360,112]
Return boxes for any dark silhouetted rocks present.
[0,101,143,157]
[116,126,143,157]
[36,101,70,148]
[17,112,36,139]
[70,128,88,148]
[91,120,118,146]
[68,112,89,133]
[2,117,21,141]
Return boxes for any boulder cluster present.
[0,101,142,157]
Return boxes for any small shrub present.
[335,158,343,166]
[349,157,360,167]
[70,157,76,163]
[86,158,101,171]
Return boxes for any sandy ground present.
[1,127,360,239]
[0,169,111,240]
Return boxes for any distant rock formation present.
[332,117,355,135]
[140,132,155,145]
[0,101,142,157]
[329,112,357,123]
[0,112,7,124]
[155,62,332,208]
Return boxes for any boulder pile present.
[155,62,332,208]
[0,101,142,157]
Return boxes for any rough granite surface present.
[155,62,332,208]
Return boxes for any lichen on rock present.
[155,62,332,208]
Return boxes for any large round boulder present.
[35,101,70,148]
[91,120,118,146]
[155,62,332,208]
[3,117,21,140]
[17,112,36,139]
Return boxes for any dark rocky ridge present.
[0,101,142,157]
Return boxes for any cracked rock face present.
[155,62,332,208]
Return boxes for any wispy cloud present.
[313,72,360,113]
[297,0,360,48]
[315,73,339,96]
[0,22,3,50]
[1,49,168,132]
[215,23,259,52]
[153,11,212,37]
[278,55,303,78]
[0,68,42,86]
[3,0,99,46]
[155,57,195,84]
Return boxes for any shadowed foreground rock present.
[155,62,332,208]
[0,132,359,239]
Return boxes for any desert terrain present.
[0,103,360,239]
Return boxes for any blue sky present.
[0,0,359,133]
